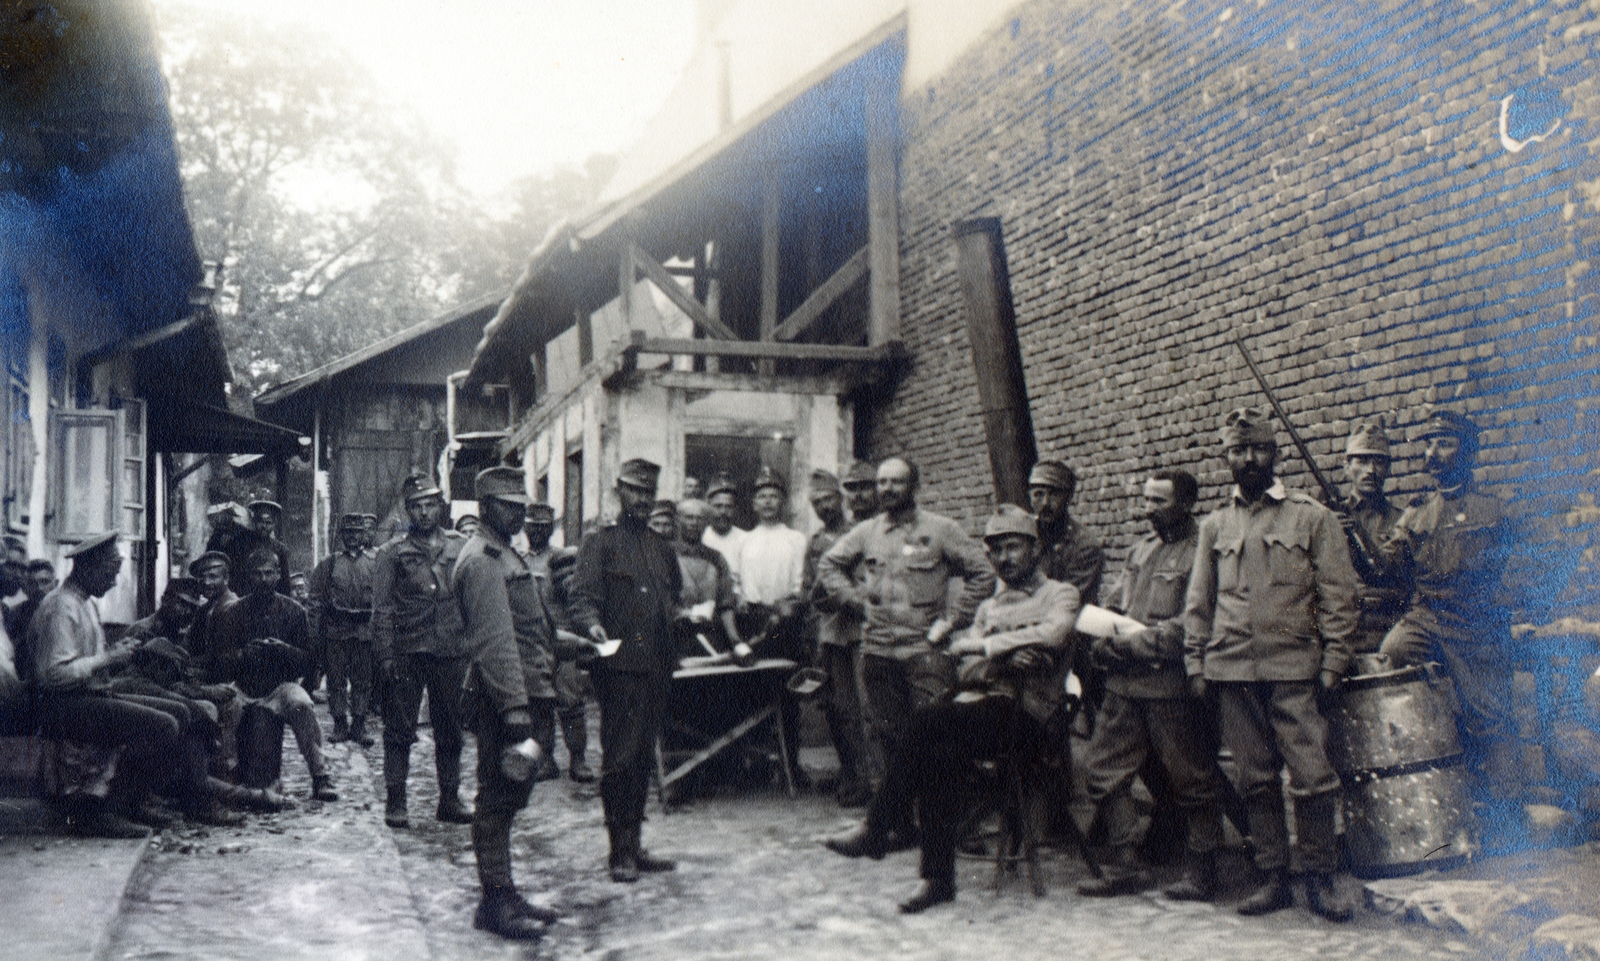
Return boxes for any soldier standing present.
[840,461,879,521]
[310,514,376,746]
[1077,470,1223,901]
[1337,419,1410,651]
[702,474,748,589]
[1377,410,1523,819]
[805,468,872,808]
[524,502,592,783]
[373,474,474,829]
[1183,407,1359,920]
[568,458,684,883]
[246,500,293,596]
[453,467,572,940]
[1028,460,1105,602]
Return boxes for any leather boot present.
[1305,872,1355,922]
[1163,850,1218,902]
[385,785,409,829]
[1236,867,1293,916]
[608,823,640,883]
[898,878,956,914]
[311,775,339,802]
[635,847,676,873]
[329,716,351,743]
[473,885,545,941]
[569,753,596,783]
[1076,847,1149,897]
[437,792,474,824]
[350,715,374,748]
[823,823,889,860]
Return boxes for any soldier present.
[524,501,591,783]
[817,457,996,814]
[186,551,237,664]
[825,505,1079,913]
[1377,410,1522,818]
[1337,419,1410,651]
[647,499,678,538]
[702,474,747,588]
[1183,407,1359,920]
[568,458,684,883]
[310,513,377,746]
[453,466,578,940]
[373,474,474,829]
[682,475,705,502]
[840,461,879,522]
[1028,460,1105,602]
[671,497,742,661]
[247,500,293,596]
[204,503,253,594]
[360,514,381,553]
[805,468,872,808]
[1077,469,1224,901]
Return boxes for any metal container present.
[1329,662,1480,876]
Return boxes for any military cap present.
[248,500,282,516]
[1027,460,1076,491]
[618,458,662,491]
[525,503,555,521]
[705,473,739,499]
[1420,408,1480,443]
[476,466,533,504]
[983,504,1039,542]
[401,472,444,502]
[64,531,119,559]
[808,469,840,497]
[1345,418,1392,458]
[189,551,231,574]
[1219,407,1277,446]
[841,462,876,489]
[338,512,366,531]
[164,576,207,606]
[360,513,378,526]
[753,465,786,494]
[649,499,677,519]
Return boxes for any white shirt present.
[702,525,749,589]
[735,522,808,606]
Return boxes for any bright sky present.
[153,0,700,198]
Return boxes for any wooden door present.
[330,429,437,545]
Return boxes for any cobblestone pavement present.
[103,704,1471,960]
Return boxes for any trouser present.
[382,652,467,795]
[1081,691,1223,855]
[592,666,669,856]
[1380,607,1522,799]
[37,690,211,813]
[860,650,955,760]
[819,641,870,788]
[325,633,373,723]
[243,681,328,783]
[865,695,1047,884]
[469,686,537,890]
[1214,680,1340,872]
[529,662,587,764]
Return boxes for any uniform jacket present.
[954,571,1081,723]
[1100,522,1197,699]
[1038,516,1107,604]
[309,549,375,642]
[1341,493,1411,638]
[818,507,997,659]
[28,582,113,692]
[806,521,863,647]
[1183,481,1358,682]
[568,515,683,675]
[1379,481,1512,634]
[372,529,467,663]
[208,591,315,698]
[454,528,558,715]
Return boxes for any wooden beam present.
[576,307,593,367]
[634,334,905,364]
[759,170,781,375]
[865,70,901,345]
[630,243,739,341]
[644,369,851,396]
[771,246,869,343]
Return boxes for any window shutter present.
[48,408,120,541]
[120,399,145,537]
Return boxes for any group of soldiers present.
[2,396,1522,940]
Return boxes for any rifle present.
[1234,335,1382,572]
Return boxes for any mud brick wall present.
[869,0,1600,618]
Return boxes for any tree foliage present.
[161,8,612,399]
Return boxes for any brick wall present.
[871,0,1600,619]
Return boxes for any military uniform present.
[805,469,872,803]
[309,514,377,742]
[1338,421,1410,652]
[1184,408,1358,918]
[527,536,589,779]
[1378,410,1520,798]
[1029,461,1107,602]
[372,489,471,824]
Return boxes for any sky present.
[152,0,700,199]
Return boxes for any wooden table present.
[655,657,799,809]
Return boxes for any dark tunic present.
[1038,516,1106,605]
[567,516,683,675]
[207,592,315,698]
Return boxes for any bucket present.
[1329,660,1479,876]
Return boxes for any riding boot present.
[385,785,409,829]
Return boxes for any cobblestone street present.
[94,706,1470,960]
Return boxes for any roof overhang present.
[149,401,308,456]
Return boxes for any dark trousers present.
[1081,691,1224,855]
[325,635,373,723]
[860,650,955,759]
[592,666,668,855]
[739,605,808,774]
[819,642,870,788]
[531,661,588,763]
[469,686,537,890]
[865,695,1047,885]
[37,691,210,813]
[1214,680,1340,872]
[382,653,467,795]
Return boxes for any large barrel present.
[1328,660,1479,876]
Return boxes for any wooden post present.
[617,243,634,340]
[758,169,780,376]
[705,242,722,374]
[865,70,900,346]
[577,307,593,368]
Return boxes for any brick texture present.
[869,0,1600,620]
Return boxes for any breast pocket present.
[1146,570,1189,619]
[1263,528,1314,587]
[399,554,437,597]
[1215,534,1245,593]
[902,554,945,607]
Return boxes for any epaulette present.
[482,544,501,559]
[1285,490,1323,506]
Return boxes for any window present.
[6,371,33,533]
[48,404,147,543]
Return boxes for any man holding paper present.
[568,458,684,883]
